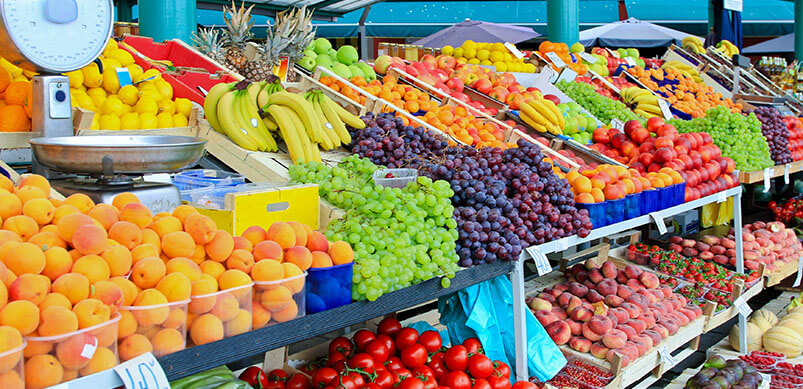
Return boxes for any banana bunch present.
[661,60,703,83]
[788,293,803,313]
[715,40,740,57]
[681,36,705,54]
[620,87,663,119]
[204,81,278,152]
[518,97,564,135]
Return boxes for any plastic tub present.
[188,183,283,210]
[672,182,686,205]
[306,263,353,314]
[173,170,245,203]
[575,202,606,229]
[624,192,641,219]
[24,314,121,385]
[252,273,307,329]
[604,198,625,225]
[188,283,253,347]
[120,299,189,360]
[0,340,26,389]
[640,189,659,215]
[372,169,417,188]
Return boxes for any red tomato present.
[472,379,492,389]
[354,329,377,351]
[365,340,390,364]
[462,338,482,355]
[442,371,471,389]
[401,344,428,368]
[487,375,511,389]
[492,362,510,379]
[239,366,268,389]
[312,367,338,388]
[331,360,348,375]
[384,356,404,372]
[468,354,493,379]
[444,345,469,371]
[375,334,397,356]
[378,317,403,337]
[337,376,357,389]
[269,369,290,382]
[366,384,382,389]
[395,368,412,382]
[348,353,376,370]
[418,331,442,353]
[327,352,347,367]
[395,328,420,350]
[399,377,425,389]
[373,368,396,388]
[411,366,435,381]
[511,382,536,389]
[265,382,286,389]
[287,374,312,389]
[330,337,355,357]
[427,353,447,379]
[420,374,437,389]
[347,372,366,388]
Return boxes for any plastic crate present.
[624,192,641,219]
[188,283,253,347]
[306,263,353,314]
[373,169,417,188]
[253,272,307,328]
[188,183,283,210]
[672,182,687,206]
[0,340,25,388]
[604,198,625,225]
[120,299,189,358]
[173,169,245,202]
[576,201,606,229]
[640,189,659,215]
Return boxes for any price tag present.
[557,239,569,252]
[785,164,791,184]
[579,52,597,64]
[717,191,727,203]
[657,99,673,120]
[526,246,552,276]
[545,52,566,68]
[542,66,559,84]
[113,352,170,389]
[624,57,636,67]
[607,48,620,58]
[504,42,525,59]
[794,256,803,287]
[657,346,677,366]
[556,68,578,83]
[734,296,752,317]
[763,168,772,193]
[610,118,625,130]
[116,68,133,87]
[649,212,667,235]
[759,373,771,389]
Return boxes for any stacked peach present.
[626,67,742,118]
[563,164,651,204]
[319,75,373,107]
[536,41,588,74]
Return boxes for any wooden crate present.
[300,71,377,116]
[0,132,38,149]
[765,257,801,288]
[73,106,201,137]
[737,160,803,184]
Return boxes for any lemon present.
[490,51,504,63]
[175,98,193,118]
[462,40,477,51]
[65,70,84,87]
[81,65,103,88]
[503,53,513,62]
[102,69,120,93]
[139,113,158,129]
[477,49,490,61]
[76,95,96,110]
[127,64,144,81]
[156,112,174,128]
[139,89,162,102]
[98,114,121,130]
[135,96,158,115]
[121,103,133,114]
[155,80,173,100]
[454,47,464,58]
[118,85,139,105]
[468,58,480,65]
[463,48,477,59]
[441,46,454,56]
[100,97,125,116]
[172,114,189,127]
[523,63,536,73]
[479,60,492,66]
[87,87,107,97]
[90,94,106,108]
[103,40,119,56]
[138,80,157,91]
[494,62,507,72]
[73,84,86,92]
[136,69,161,83]
[157,99,176,115]
[107,49,135,66]
[103,57,122,70]
[491,42,506,52]
[120,112,140,130]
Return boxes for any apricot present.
[0,193,21,220]
[306,231,329,252]
[189,314,224,345]
[55,332,97,370]
[287,221,308,246]
[0,325,22,373]
[218,269,251,291]
[163,307,187,330]
[151,328,184,356]
[225,309,251,336]
[171,204,199,224]
[38,293,71,311]
[232,236,253,252]
[72,224,108,255]
[329,241,354,265]
[79,346,116,375]
[5,242,45,275]
[100,245,132,278]
[62,369,78,382]
[108,277,138,306]
[148,216,182,239]
[272,300,299,323]
[0,231,21,247]
[161,231,195,259]
[132,289,169,326]
[63,193,94,213]
[118,333,152,362]
[184,214,217,244]
[108,221,142,250]
[87,204,119,230]
[112,192,140,211]
[39,306,79,336]
[30,231,67,251]
[166,257,202,281]
[14,185,46,205]
[3,215,39,241]
[252,300,271,329]
[285,246,312,271]
[251,259,284,284]
[0,176,11,193]
[25,354,63,389]
[0,282,5,310]
[205,230,234,262]
[72,254,110,283]
[22,198,55,225]
[72,299,111,329]
[310,251,334,268]
[56,213,94,242]
[117,310,137,340]
[210,292,240,322]
[241,226,266,246]
[188,278,218,314]
[200,260,225,280]
[226,249,255,274]
[131,243,159,263]
[23,331,53,358]
[119,203,153,229]
[52,273,90,305]
[0,370,23,389]
[130,257,166,289]
[261,286,292,312]
[90,280,124,314]
[253,240,283,261]
[156,272,192,302]
[266,222,295,249]
[0,241,19,265]
[52,205,80,225]
[8,274,50,305]
[282,262,305,294]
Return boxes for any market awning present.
[743,33,794,54]
[195,0,386,20]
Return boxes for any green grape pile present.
[556,80,645,126]
[288,155,460,301]
[671,106,773,171]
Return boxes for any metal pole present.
[796,0,803,61]
[733,189,747,354]
[116,0,134,23]
[511,260,528,382]
[358,6,372,60]
[139,0,197,43]
[547,0,579,45]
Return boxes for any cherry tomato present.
[373,368,396,388]
[473,379,492,389]
[418,331,442,353]
[265,382,286,389]
[395,328,420,350]
[462,338,482,355]
[269,369,290,382]
[511,382,536,389]
[401,344,429,368]
[348,353,376,370]
[365,340,390,364]
[337,376,357,389]
[366,384,382,389]
[327,352,347,367]
[427,353,447,379]
[487,375,511,389]
[444,345,469,371]
[468,354,493,379]
[384,356,404,372]
[442,371,471,389]
[412,366,435,381]
[312,367,338,388]
[331,360,348,375]
[330,337,355,357]
[354,329,377,351]
[347,372,366,388]
[395,368,412,382]
[375,334,397,356]
[287,374,312,389]
[420,374,437,389]
[399,377,425,389]
[492,361,510,379]
[239,366,268,389]
[378,317,403,337]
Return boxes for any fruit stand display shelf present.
[736,160,803,185]
[59,260,516,387]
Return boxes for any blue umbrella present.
[579,17,699,48]
[411,19,539,48]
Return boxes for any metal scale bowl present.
[0,0,209,212]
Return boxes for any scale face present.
[0,0,113,73]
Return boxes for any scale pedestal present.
[31,74,76,179]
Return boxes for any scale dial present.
[0,0,113,73]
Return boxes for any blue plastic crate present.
[576,202,606,229]
[172,169,245,202]
[188,183,281,209]
[624,193,641,219]
[640,189,659,215]
[604,198,625,225]
[306,263,353,314]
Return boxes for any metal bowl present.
[29,135,207,174]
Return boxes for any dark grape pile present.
[753,106,792,164]
[349,113,592,267]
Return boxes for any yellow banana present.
[217,91,259,150]
[519,101,549,126]
[638,102,663,115]
[285,107,318,162]
[634,108,660,118]
[246,82,264,105]
[203,82,233,133]
[263,116,278,131]
[310,99,338,150]
[232,91,269,151]
[633,94,658,105]
[267,105,306,164]
[519,111,548,133]
[238,90,277,151]
[268,91,324,143]
[320,96,353,144]
[529,99,559,126]
[325,95,366,130]
[542,99,564,129]
[257,87,271,108]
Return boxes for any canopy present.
[410,19,539,48]
[743,33,794,53]
[579,17,699,48]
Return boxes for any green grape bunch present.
[556,80,645,126]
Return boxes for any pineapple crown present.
[264,6,317,64]
[191,28,223,55]
[223,0,255,46]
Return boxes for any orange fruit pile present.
[536,41,588,74]
[0,76,32,132]
[626,67,742,118]
[563,164,682,204]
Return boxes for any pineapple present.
[264,6,316,66]
[222,1,254,72]
[192,28,226,66]
[242,47,270,81]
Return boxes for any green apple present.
[564,117,578,135]
[627,48,640,58]
[304,50,317,59]
[570,42,585,54]
[332,63,352,79]
[313,38,332,55]
[315,54,334,68]
[356,62,376,81]
[575,115,588,130]
[568,102,582,112]
[328,48,337,57]
[348,64,365,79]
[636,58,645,68]
[617,48,627,58]
[336,45,359,65]
[298,56,316,71]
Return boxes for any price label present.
[610,118,625,130]
[785,164,791,184]
[545,52,566,68]
[763,168,772,193]
[114,352,170,389]
[657,346,677,366]
[717,191,727,203]
[556,68,578,83]
[794,256,803,287]
[649,212,667,235]
[542,66,559,84]
[504,42,525,59]
[526,246,552,276]
[607,48,620,58]
[579,52,597,64]
[116,68,133,87]
[759,373,771,389]
[734,296,752,317]
[624,57,636,67]
[657,99,673,120]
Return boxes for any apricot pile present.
[626,67,742,118]
[563,164,682,204]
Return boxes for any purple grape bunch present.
[348,113,592,266]
[753,107,792,164]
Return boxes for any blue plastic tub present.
[604,198,625,225]
[305,263,353,314]
[672,183,687,206]
[187,183,281,209]
[172,169,245,202]
[624,193,641,219]
[576,202,606,229]
[640,189,659,215]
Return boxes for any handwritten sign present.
[504,42,525,59]
[610,118,625,130]
[556,68,578,83]
[734,296,752,317]
[579,52,597,64]
[658,346,677,366]
[763,168,772,193]
[114,352,170,389]
[785,164,791,184]
[795,256,803,287]
[526,246,552,276]
[545,52,566,68]
[658,99,673,120]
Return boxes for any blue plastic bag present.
[438,275,566,382]
[407,321,451,347]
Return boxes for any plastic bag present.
[701,197,734,228]
[438,275,566,382]
[408,321,451,347]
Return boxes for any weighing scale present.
[0,0,208,212]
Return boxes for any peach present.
[79,345,116,376]
[63,193,94,213]
[52,273,90,305]
[131,243,159,264]
[148,216,182,239]
[0,370,23,389]
[108,221,142,250]
[190,244,206,264]
[39,306,79,336]
[156,272,192,302]
[621,302,641,319]
[55,332,96,370]
[164,257,200,280]
[567,296,583,313]
[190,314,224,345]
[23,330,53,358]
[119,333,153,361]
[0,230,21,247]
[161,231,195,259]
[590,342,609,359]
[261,285,292,312]
[151,328,184,356]
[595,279,618,296]
[72,299,110,329]
[616,285,635,300]
[56,213,94,242]
[99,245,132,278]
[25,354,63,389]
[626,319,647,334]
[205,230,234,262]
[22,198,55,225]
[0,193,21,220]
[569,336,592,353]
[272,300,298,323]
[639,272,659,289]
[566,319,582,336]
[586,290,604,304]
[285,246,312,271]
[642,329,663,344]
[601,261,618,279]
[281,263,304,293]
[72,254,110,283]
[266,222,295,250]
[38,293,72,311]
[287,222,308,246]
[18,174,50,195]
[535,310,558,327]
[602,328,627,349]
[108,277,138,306]
[616,324,637,341]
[200,260,225,280]
[310,251,333,268]
[183,214,217,244]
[225,309,252,336]
[588,268,604,284]
[72,224,108,255]
[41,247,72,281]
[633,334,653,351]
[551,307,568,320]
[0,325,22,373]
[545,321,571,345]
[6,242,45,275]
[87,204,119,230]
[9,274,50,304]
[117,310,137,340]
[131,257,166,289]
[623,264,642,279]
[241,226,266,246]
[306,231,329,252]
[253,240,283,261]
[52,205,80,225]
[0,301,37,335]
[226,249,255,274]
[132,289,169,324]
[587,315,614,335]
[90,281,124,314]
[218,269,252,291]
[329,241,354,265]
[14,186,46,205]
[170,204,198,224]
[252,300,271,329]
[209,293,239,321]
[232,236,253,252]
[119,202,153,229]
[581,322,603,342]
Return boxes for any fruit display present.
[753,106,792,164]
[528,259,703,368]
[300,38,377,82]
[783,115,803,161]
[546,358,614,388]
[619,87,666,120]
[169,365,252,389]
[203,79,363,158]
[556,80,645,125]
[671,106,774,172]
[714,40,741,58]
[440,40,536,73]
[769,197,803,225]
[535,41,589,75]
[0,59,34,132]
[566,164,661,204]
[575,75,637,101]
[557,101,600,144]
[683,355,764,389]
[517,94,566,135]
[681,36,706,55]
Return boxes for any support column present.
[358,6,372,60]
[708,0,715,31]
[796,0,803,61]
[547,0,579,45]
[116,0,134,23]
[138,0,197,43]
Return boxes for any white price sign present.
[717,191,727,203]
[785,164,791,184]
[763,168,772,193]
[624,57,636,67]
[724,0,743,12]
[734,296,752,317]
[657,99,673,120]
[658,346,677,366]
[759,373,771,389]
[504,42,525,59]
[649,212,667,235]
[579,52,597,64]
[795,256,803,287]
[114,352,170,389]
[545,52,566,68]
[610,118,625,130]
[556,68,578,83]
[542,66,559,84]
[526,246,552,276]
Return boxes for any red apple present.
[646,117,665,133]
[543,94,561,105]
[473,78,493,95]
[436,55,456,71]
